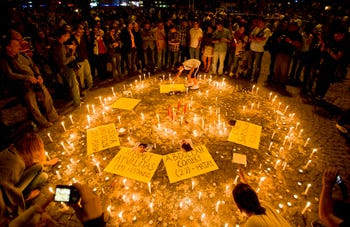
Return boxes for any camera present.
[54,185,80,203]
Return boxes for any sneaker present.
[190,85,199,90]
[336,123,348,134]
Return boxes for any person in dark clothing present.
[133,22,143,73]
[106,27,122,81]
[120,22,137,76]
[314,27,345,99]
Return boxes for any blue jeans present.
[189,47,200,60]
[63,68,80,106]
[111,54,122,80]
[157,49,166,68]
[17,164,48,198]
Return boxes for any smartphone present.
[336,175,344,185]
[54,185,80,203]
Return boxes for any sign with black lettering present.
[163,145,219,183]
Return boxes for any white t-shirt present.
[183,59,201,70]
[189,28,203,48]
[245,203,291,227]
[250,27,271,52]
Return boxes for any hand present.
[71,183,103,223]
[28,76,38,84]
[45,158,60,166]
[322,167,339,188]
[37,76,44,85]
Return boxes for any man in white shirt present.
[189,21,203,60]
[174,59,201,89]
[247,17,271,83]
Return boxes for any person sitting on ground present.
[174,59,201,90]
[232,169,291,227]
[319,167,350,227]
[0,133,59,201]
[7,183,105,227]
[0,38,64,128]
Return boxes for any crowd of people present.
[0,4,349,226]
[0,5,349,128]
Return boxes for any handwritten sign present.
[163,145,219,183]
[104,147,162,183]
[87,123,120,155]
[110,97,141,110]
[160,84,186,93]
[228,120,262,149]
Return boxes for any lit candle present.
[92,159,101,173]
[296,122,300,130]
[284,105,289,113]
[45,151,51,160]
[301,201,311,215]
[309,148,317,159]
[47,133,53,142]
[269,92,272,100]
[202,118,205,129]
[69,115,74,124]
[149,202,154,212]
[215,201,221,213]
[123,178,127,186]
[274,159,281,169]
[111,87,116,97]
[243,106,246,112]
[56,170,61,180]
[49,187,54,194]
[268,142,273,151]
[61,122,66,132]
[258,176,266,187]
[87,115,91,126]
[60,141,68,152]
[278,102,281,110]
[118,116,121,124]
[271,131,276,139]
[252,85,255,93]
[283,136,289,145]
[233,175,239,185]
[288,141,293,150]
[298,129,303,137]
[198,191,202,200]
[303,160,312,169]
[99,96,103,105]
[303,184,312,195]
[201,213,206,222]
[118,211,124,222]
[256,87,259,95]
[141,112,145,121]
[86,104,90,113]
[148,182,152,194]
[304,138,310,147]
[282,161,287,170]
[251,102,255,110]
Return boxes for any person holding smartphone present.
[7,183,105,227]
[319,167,350,227]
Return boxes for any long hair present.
[232,183,266,215]
[15,133,46,167]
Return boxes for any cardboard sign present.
[228,120,262,149]
[163,145,219,183]
[104,147,162,183]
[87,123,120,155]
[110,97,141,110]
[160,84,186,93]
[232,153,247,166]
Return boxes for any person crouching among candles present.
[232,169,291,226]
[174,59,201,90]
[0,133,59,203]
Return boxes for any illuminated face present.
[8,39,21,55]
[217,24,223,31]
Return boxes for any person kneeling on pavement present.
[174,59,201,90]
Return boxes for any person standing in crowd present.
[154,21,167,71]
[106,27,122,82]
[9,29,33,58]
[71,24,93,92]
[92,25,108,80]
[120,22,137,76]
[246,17,271,83]
[133,22,143,73]
[233,170,291,227]
[178,19,190,63]
[273,21,302,93]
[229,25,248,78]
[314,26,345,100]
[141,21,156,71]
[1,38,64,128]
[189,20,203,60]
[50,25,81,107]
[201,26,214,73]
[167,25,180,70]
[212,21,231,76]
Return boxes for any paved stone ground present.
[33,53,350,227]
